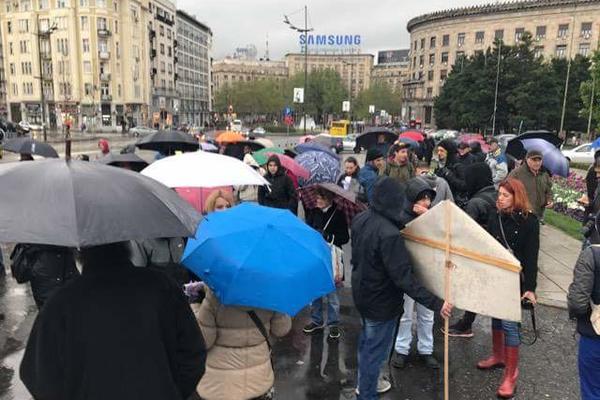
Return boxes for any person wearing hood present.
[385,143,415,184]
[97,138,110,159]
[337,157,362,197]
[258,155,297,214]
[358,149,385,204]
[447,163,498,338]
[470,141,487,163]
[351,177,453,399]
[392,178,440,370]
[485,138,508,188]
[457,142,476,166]
[434,139,467,205]
[415,161,454,206]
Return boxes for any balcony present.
[173,39,178,48]
[150,49,157,59]
[40,52,52,60]
[101,94,112,102]
[174,56,178,64]
[42,71,53,80]
[149,29,156,40]
[100,73,111,81]
[98,51,110,60]
[97,28,111,37]
[155,13,174,26]
[174,73,178,81]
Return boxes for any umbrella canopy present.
[518,130,563,147]
[253,147,284,165]
[96,153,149,172]
[397,137,419,150]
[175,186,233,213]
[0,159,200,247]
[141,151,269,188]
[355,128,398,150]
[255,138,275,148]
[266,153,310,180]
[182,203,334,316]
[2,137,59,158]
[459,134,490,152]
[506,137,569,177]
[224,140,266,160]
[298,183,367,225]
[216,131,245,144]
[399,130,424,142]
[296,150,341,185]
[200,142,218,152]
[295,142,339,159]
[135,130,199,154]
[298,135,315,144]
[284,149,297,158]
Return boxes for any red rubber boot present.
[477,329,505,369]
[497,346,519,398]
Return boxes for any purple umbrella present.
[506,138,569,177]
[295,151,340,186]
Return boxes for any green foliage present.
[214,79,287,115]
[544,209,584,240]
[580,51,600,135]
[353,82,401,119]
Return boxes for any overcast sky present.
[178,0,492,61]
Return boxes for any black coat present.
[351,178,443,321]
[434,140,467,204]
[457,152,476,166]
[399,178,436,227]
[258,171,297,214]
[20,259,206,400]
[487,210,540,293]
[305,206,349,247]
[464,162,497,229]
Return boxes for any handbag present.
[323,209,345,284]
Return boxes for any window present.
[18,19,29,33]
[475,31,484,44]
[8,42,13,55]
[83,61,91,73]
[534,46,544,58]
[426,87,433,99]
[81,16,88,30]
[441,52,449,64]
[97,17,107,30]
[555,44,567,58]
[457,33,465,47]
[20,0,31,11]
[495,29,504,40]
[114,0,117,11]
[80,0,88,6]
[440,69,448,81]
[167,46,172,56]
[9,63,15,75]
[430,36,436,48]
[12,83,18,95]
[160,61,165,72]
[418,71,424,80]
[160,25,164,36]
[420,38,425,49]
[167,28,171,39]
[19,40,29,53]
[82,38,90,52]
[582,22,593,38]
[536,26,546,40]
[100,83,109,96]
[456,51,465,63]
[84,83,93,96]
[515,28,525,42]
[7,21,11,34]
[442,34,449,46]
[54,16,68,30]
[429,53,435,65]
[580,43,591,56]
[117,84,121,97]
[168,63,172,74]
[558,24,569,39]
[116,42,120,58]
[413,40,417,50]
[21,62,32,75]
[114,21,118,34]
[160,43,165,54]
[39,0,48,9]
[56,38,69,55]
[56,0,68,8]
[419,55,424,68]
[427,70,434,81]
[96,0,106,7]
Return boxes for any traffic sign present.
[293,88,304,103]
[342,101,351,112]
[369,105,375,114]
[283,106,293,116]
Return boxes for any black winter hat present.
[366,148,384,162]
[437,139,458,154]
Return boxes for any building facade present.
[176,10,212,127]
[405,0,600,127]
[0,0,152,129]
[0,27,6,118]
[211,58,288,93]
[371,49,410,93]
[285,53,374,99]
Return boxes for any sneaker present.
[443,320,474,338]
[354,377,392,395]
[420,354,440,369]
[303,322,324,334]
[328,326,341,340]
[391,352,408,369]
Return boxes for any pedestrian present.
[447,163,497,337]
[424,134,436,165]
[568,213,600,400]
[20,153,34,161]
[358,149,385,204]
[373,134,390,157]
[236,156,262,204]
[205,189,236,213]
[258,155,297,214]
[584,150,600,215]
[20,242,207,400]
[470,141,487,163]
[129,237,189,287]
[337,156,361,198]
[97,138,110,159]
[434,139,468,206]
[384,142,415,184]
[414,160,453,206]
[485,138,508,188]
[509,149,553,222]
[194,286,291,400]
[392,178,440,370]
[457,142,476,166]
[478,178,539,399]
[351,177,452,399]
[10,244,79,309]
[303,188,350,340]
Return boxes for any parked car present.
[129,126,158,137]
[495,134,517,151]
[231,119,243,132]
[314,133,343,154]
[19,121,43,131]
[343,134,357,153]
[433,129,458,141]
[562,143,595,164]
[248,127,266,138]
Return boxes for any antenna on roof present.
[265,32,270,61]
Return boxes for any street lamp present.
[284,6,313,134]
[341,59,357,133]
[36,16,57,142]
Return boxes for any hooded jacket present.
[470,142,487,163]
[351,178,443,321]
[399,178,436,227]
[434,139,467,203]
[464,163,497,228]
[568,245,600,338]
[416,174,454,206]
[385,158,415,184]
[258,156,297,214]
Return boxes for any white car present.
[130,126,158,137]
[343,134,357,152]
[562,143,596,164]
[231,119,243,132]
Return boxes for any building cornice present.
[176,9,213,35]
[407,0,600,32]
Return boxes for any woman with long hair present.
[478,178,540,398]
[204,190,236,214]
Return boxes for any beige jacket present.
[194,289,292,400]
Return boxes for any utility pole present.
[587,74,595,141]
[36,16,57,142]
[492,40,502,136]
[559,17,576,137]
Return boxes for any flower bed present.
[551,172,586,223]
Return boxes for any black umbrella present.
[2,137,59,158]
[355,128,398,151]
[518,130,563,148]
[284,148,297,158]
[0,159,201,247]
[224,140,265,160]
[135,130,199,154]
[96,153,149,172]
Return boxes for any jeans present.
[579,336,600,400]
[492,318,520,347]
[311,291,340,326]
[357,318,397,400]
[394,295,434,355]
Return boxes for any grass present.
[545,209,584,241]
[570,162,592,171]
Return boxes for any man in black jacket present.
[434,139,468,206]
[457,142,476,166]
[20,242,207,400]
[351,178,452,399]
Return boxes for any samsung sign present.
[299,34,362,47]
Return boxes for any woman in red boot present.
[479,178,540,398]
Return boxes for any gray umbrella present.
[135,130,199,155]
[0,159,201,247]
[96,153,149,172]
[2,137,59,158]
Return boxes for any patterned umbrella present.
[295,142,339,159]
[295,151,340,186]
[298,183,367,225]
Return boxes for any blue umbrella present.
[506,137,569,177]
[592,137,600,149]
[182,203,334,316]
[296,150,341,185]
[295,142,340,159]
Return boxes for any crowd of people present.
[3,130,600,400]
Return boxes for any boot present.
[497,346,519,398]
[477,329,505,369]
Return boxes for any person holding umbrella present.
[385,143,415,184]
[303,188,350,340]
[258,155,297,215]
[509,149,553,222]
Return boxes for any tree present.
[214,79,286,117]
[353,82,401,119]
[580,51,600,137]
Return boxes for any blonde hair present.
[204,189,236,213]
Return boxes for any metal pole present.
[559,18,576,136]
[303,5,307,134]
[37,16,48,142]
[587,74,596,140]
[492,40,501,136]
